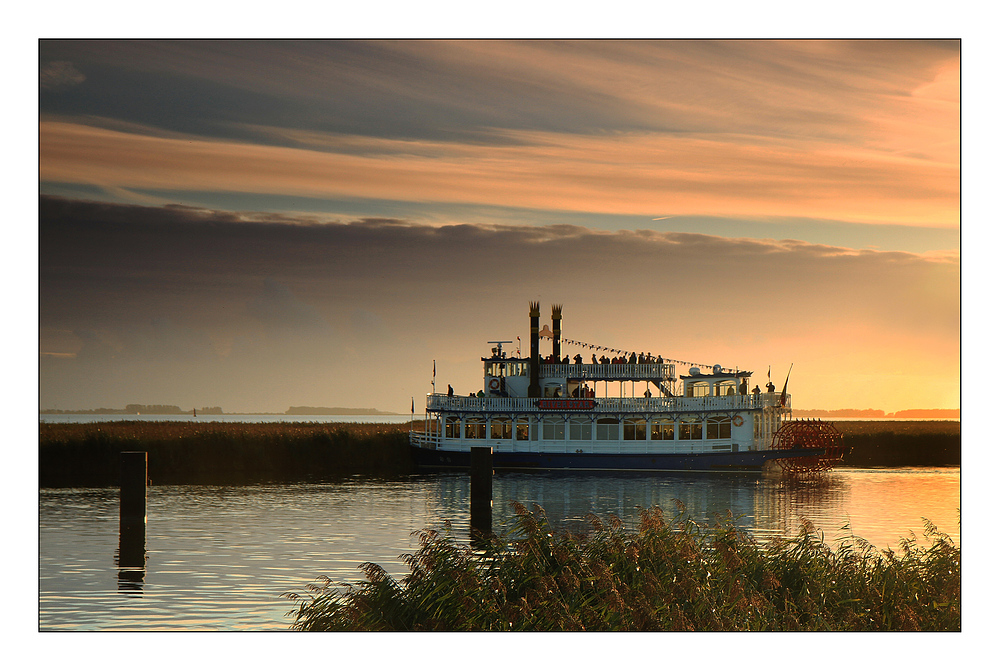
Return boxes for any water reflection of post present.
[117,451,147,593]
[470,446,493,546]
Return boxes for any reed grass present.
[285,502,960,631]
[39,421,415,486]
[837,421,960,466]
[38,419,959,486]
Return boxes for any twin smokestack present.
[527,302,562,398]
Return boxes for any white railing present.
[538,362,676,381]
[425,392,789,415]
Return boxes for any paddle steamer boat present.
[410,303,845,473]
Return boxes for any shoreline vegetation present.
[39,405,401,416]
[38,420,959,487]
[284,503,960,631]
[40,406,956,419]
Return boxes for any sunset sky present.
[37,38,961,414]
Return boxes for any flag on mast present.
[779,364,793,407]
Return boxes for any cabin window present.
[650,419,675,440]
[596,417,619,441]
[491,417,512,440]
[706,416,732,439]
[515,418,530,441]
[624,418,646,440]
[465,417,486,440]
[542,418,565,440]
[445,417,461,438]
[679,418,703,440]
[569,417,592,440]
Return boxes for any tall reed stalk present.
[285,502,959,631]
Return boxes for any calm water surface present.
[39,468,959,631]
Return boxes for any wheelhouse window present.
[465,416,486,439]
[491,417,512,440]
[623,418,646,440]
[706,416,732,440]
[715,381,737,397]
[679,418,703,440]
[650,418,675,440]
[542,418,565,440]
[687,381,710,397]
[596,417,619,441]
[569,417,592,440]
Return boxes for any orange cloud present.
[40,119,957,227]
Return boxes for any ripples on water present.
[39,468,959,631]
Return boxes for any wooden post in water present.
[118,451,147,572]
[470,446,493,540]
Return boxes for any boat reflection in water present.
[427,468,952,550]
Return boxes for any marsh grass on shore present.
[836,421,959,466]
[38,421,414,486]
[37,419,959,486]
[285,502,960,632]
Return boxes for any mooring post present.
[470,446,493,540]
[118,451,147,571]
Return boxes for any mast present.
[528,302,541,397]
[552,304,562,360]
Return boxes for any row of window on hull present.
[442,416,736,441]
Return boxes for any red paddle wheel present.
[769,419,849,473]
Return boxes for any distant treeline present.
[37,420,959,487]
[41,405,221,415]
[40,405,395,415]
[795,408,960,419]
[285,406,398,415]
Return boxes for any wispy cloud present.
[39,40,958,230]
[39,61,85,90]
[40,119,957,226]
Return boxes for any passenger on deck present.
[447,384,454,397]
[574,354,583,365]
[766,381,775,393]
[753,385,761,397]
[592,354,599,364]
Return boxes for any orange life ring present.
[489,378,500,390]
[732,415,744,427]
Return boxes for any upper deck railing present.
[536,362,678,382]
[426,392,790,415]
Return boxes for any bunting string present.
[536,334,737,374]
